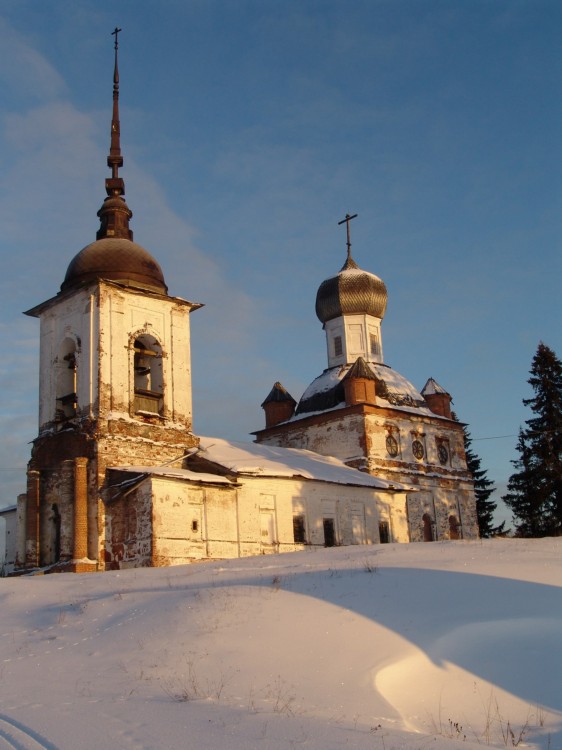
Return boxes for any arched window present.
[55,338,77,421]
[449,515,461,540]
[422,513,434,542]
[133,335,163,416]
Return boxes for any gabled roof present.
[108,438,414,493]
[194,437,411,491]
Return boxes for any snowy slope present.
[0,539,560,750]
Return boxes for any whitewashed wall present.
[106,473,396,569]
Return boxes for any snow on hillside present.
[0,539,560,750]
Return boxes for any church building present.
[254,214,479,543]
[12,32,427,574]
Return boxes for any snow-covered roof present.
[110,466,234,486]
[295,362,438,418]
[421,377,450,396]
[197,437,410,491]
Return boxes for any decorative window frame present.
[410,431,426,461]
[436,438,450,466]
[385,424,401,458]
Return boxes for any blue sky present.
[0,1,560,525]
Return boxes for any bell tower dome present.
[61,28,167,296]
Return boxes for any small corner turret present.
[342,356,377,406]
[421,378,453,419]
[261,382,296,427]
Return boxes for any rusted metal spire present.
[108,27,123,180]
[337,212,358,270]
[96,27,133,241]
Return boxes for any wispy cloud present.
[0,17,66,101]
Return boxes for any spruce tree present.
[462,426,504,537]
[503,342,562,536]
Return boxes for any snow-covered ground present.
[0,539,560,750]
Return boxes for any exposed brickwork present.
[424,391,453,419]
[343,377,376,406]
[73,457,89,559]
[264,400,296,428]
[25,471,40,567]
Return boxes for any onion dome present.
[315,254,388,324]
[62,29,167,296]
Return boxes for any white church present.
[5,35,478,574]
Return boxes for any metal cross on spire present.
[112,26,121,49]
[338,212,358,260]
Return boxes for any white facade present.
[30,280,197,433]
[0,506,17,574]
[104,438,409,569]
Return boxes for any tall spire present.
[96,27,133,241]
[108,26,123,180]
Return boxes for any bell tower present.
[21,31,201,572]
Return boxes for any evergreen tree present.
[503,342,562,536]
[462,426,504,537]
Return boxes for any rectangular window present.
[293,515,306,543]
[349,324,363,354]
[334,336,343,357]
[370,333,379,357]
[379,521,390,544]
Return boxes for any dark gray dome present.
[296,362,427,416]
[61,237,168,294]
[315,256,387,324]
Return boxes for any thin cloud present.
[0,17,66,101]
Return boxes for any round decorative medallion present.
[386,435,399,457]
[438,444,449,465]
[412,439,424,460]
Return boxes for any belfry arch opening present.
[55,338,78,421]
[133,334,163,415]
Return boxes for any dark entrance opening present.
[323,518,336,547]
[379,521,390,544]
